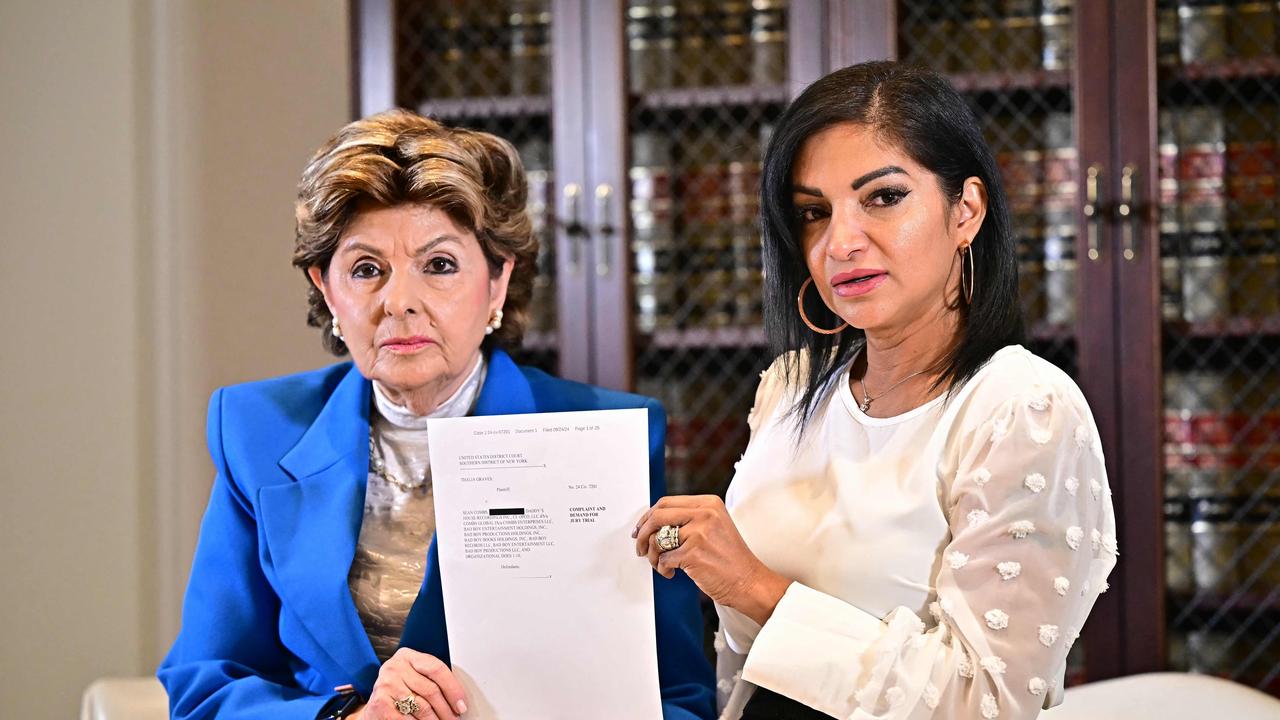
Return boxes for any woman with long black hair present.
[635,61,1117,719]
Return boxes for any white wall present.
[0,1,348,716]
[0,2,148,715]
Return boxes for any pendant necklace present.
[856,354,929,413]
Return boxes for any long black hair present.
[760,61,1025,431]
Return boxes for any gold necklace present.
[856,372,928,413]
[855,348,930,413]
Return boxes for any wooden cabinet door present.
[1122,0,1280,693]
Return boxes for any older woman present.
[159,111,714,720]
[635,62,1118,719]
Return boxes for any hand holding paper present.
[428,408,663,720]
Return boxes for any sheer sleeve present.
[739,383,1118,719]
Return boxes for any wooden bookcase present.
[354,0,1280,692]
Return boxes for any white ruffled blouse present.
[714,345,1118,720]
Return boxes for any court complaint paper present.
[428,408,663,720]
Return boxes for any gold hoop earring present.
[960,244,975,306]
[797,277,848,335]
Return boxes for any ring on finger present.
[394,694,420,716]
[656,524,681,552]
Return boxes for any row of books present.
[1159,104,1279,323]
[1164,369,1280,479]
[399,1,552,100]
[1165,493,1280,595]
[1163,368,1280,595]
[992,104,1279,329]
[997,111,1080,327]
[902,0,1074,73]
[626,0,788,92]
[1159,0,1280,66]
[906,0,1280,76]
[630,127,768,332]
[402,0,791,101]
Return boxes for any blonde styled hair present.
[293,109,538,354]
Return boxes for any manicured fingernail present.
[630,527,639,538]
[456,700,468,714]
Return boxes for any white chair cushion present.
[1042,672,1280,720]
[81,677,168,720]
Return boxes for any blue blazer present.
[159,349,714,719]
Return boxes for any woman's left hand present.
[633,495,792,625]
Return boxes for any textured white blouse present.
[347,357,486,662]
[714,345,1118,720]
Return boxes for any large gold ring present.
[394,694,420,715]
[656,524,681,552]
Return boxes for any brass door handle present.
[1083,164,1104,262]
[594,183,615,277]
[1118,164,1138,261]
[562,183,585,273]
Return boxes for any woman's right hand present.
[353,647,468,719]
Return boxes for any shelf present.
[417,95,551,121]
[1170,56,1280,83]
[632,84,789,112]
[1165,316,1280,339]
[646,325,768,349]
[947,69,1071,94]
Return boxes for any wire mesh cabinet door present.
[888,0,1125,685]
[593,0,828,497]
[353,0,588,381]
[1113,0,1280,694]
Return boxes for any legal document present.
[428,408,662,719]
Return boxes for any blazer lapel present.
[261,364,381,691]
[472,348,538,416]
[399,349,537,661]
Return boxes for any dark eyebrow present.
[338,235,459,257]
[338,241,384,257]
[413,236,459,256]
[851,165,908,190]
[792,184,824,198]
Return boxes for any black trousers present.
[739,687,832,719]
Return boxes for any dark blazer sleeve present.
[157,388,329,719]
[646,398,717,720]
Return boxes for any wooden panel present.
[1110,0,1165,678]
[1072,0,1128,681]
[826,0,896,68]
[551,0,592,383]
[788,0,828,93]
[352,0,394,116]
[584,0,632,390]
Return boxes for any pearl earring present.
[331,314,344,342]
[485,308,504,336]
